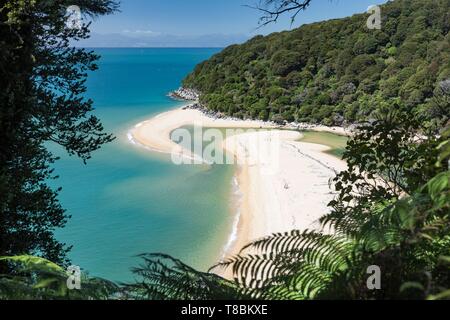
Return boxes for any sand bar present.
[129,106,347,263]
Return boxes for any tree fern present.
[0,256,118,300]
[123,253,244,300]
[210,231,355,299]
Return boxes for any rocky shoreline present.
[169,87,353,136]
[168,87,199,101]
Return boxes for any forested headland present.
[183,0,449,128]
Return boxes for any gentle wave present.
[127,132,137,145]
[127,128,210,164]
[221,175,243,259]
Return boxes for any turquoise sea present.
[52,48,236,282]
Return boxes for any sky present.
[81,0,389,47]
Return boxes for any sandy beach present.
[129,106,347,265]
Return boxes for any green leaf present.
[0,255,65,275]
[425,172,449,202]
[400,282,424,293]
[428,289,450,301]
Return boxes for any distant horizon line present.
[77,46,227,49]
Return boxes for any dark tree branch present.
[246,0,312,27]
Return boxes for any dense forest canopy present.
[183,0,450,127]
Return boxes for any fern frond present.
[210,231,357,299]
[124,253,243,300]
[0,255,119,300]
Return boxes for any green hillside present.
[183,0,450,126]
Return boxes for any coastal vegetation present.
[183,0,450,129]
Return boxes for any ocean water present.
[51,48,236,282]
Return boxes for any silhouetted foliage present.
[0,0,117,271]
[0,256,119,300]
[123,254,246,300]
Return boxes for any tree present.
[427,79,450,130]
[324,105,444,236]
[0,0,117,271]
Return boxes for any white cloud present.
[75,32,251,47]
[122,29,161,36]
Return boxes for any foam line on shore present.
[221,175,244,259]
